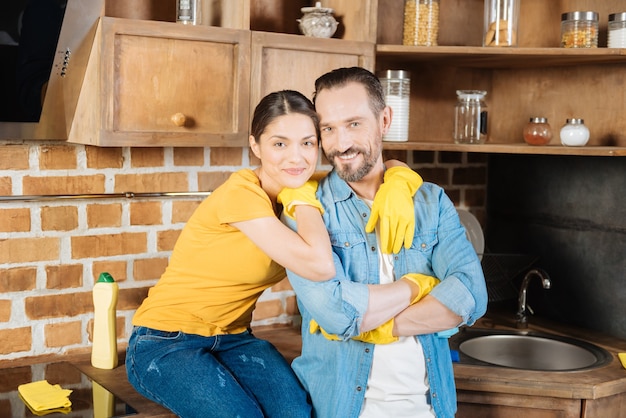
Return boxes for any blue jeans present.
[126,326,311,418]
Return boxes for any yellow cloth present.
[619,353,626,369]
[310,274,440,344]
[132,169,286,336]
[277,180,323,220]
[18,380,72,413]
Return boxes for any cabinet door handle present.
[171,112,186,127]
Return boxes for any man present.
[284,67,488,418]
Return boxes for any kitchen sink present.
[450,328,613,371]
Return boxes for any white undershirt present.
[359,198,434,418]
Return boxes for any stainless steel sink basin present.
[450,329,612,371]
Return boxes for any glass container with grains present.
[403,0,439,46]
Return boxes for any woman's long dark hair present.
[250,90,320,143]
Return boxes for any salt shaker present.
[560,118,589,146]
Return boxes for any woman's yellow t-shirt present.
[132,169,286,336]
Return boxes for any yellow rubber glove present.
[366,166,423,254]
[276,180,323,220]
[309,318,398,344]
[401,273,440,304]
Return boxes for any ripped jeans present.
[126,326,311,418]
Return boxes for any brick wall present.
[0,141,486,363]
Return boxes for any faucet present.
[516,268,551,328]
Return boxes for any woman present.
[126,90,332,418]
[125,90,416,418]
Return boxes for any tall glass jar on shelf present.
[403,0,440,46]
[483,0,520,47]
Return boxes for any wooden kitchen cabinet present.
[69,17,251,147]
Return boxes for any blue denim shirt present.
[285,170,488,418]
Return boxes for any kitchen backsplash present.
[0,141,486,362]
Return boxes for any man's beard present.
[325,143,381,183]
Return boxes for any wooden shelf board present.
[382,141,626,156]
[376,45,626,68]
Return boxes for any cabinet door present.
[70,17,250,147]
[457,390,582,418]
[250,31,375,107]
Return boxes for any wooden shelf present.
[376,45,626,68]
[382,141,626,157]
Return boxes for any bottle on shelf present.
[176,0,200,25]
[403,0,440,46]
[560,119,590,146]
[91,272,119,370]
[378,70,411,142]
[483,0,520,47]
[561,11,598,48]
[523,117,553,146]
[454,90,488,144]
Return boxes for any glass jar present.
[403,0,440,46]
[378,70,411,142]
[560,118,590,146]
[608,12,626,48]
[523,117,552,146]
[561,11,599,48]
[298,2,338,38]
[454,90,488,144]
[176,0,200,25]
[483,0,520,47]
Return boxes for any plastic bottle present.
[91,272,119,369]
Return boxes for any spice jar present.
[483,0,520,47]
[298,2,338,38]
[454,90,488,144]
[560,118,590,146]
[608,12,626,48]
[561,11,599,48]
[379,70,410,142]
[523,117,552,146]
[403,0,439,46]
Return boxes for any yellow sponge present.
[18,380,72,413]
[619,353,626,370]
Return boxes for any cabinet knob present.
[171,113,186,127]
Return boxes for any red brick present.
[39,145,77,170]
[25,292,92,319]
[253,300,283,321]
[41,206,78,231]
[0,267,37,292]
[0,327,31,354]
[71,232,147,259]
[131,148,165,167]
[157,229,182,251]
[45,321,82,347]
[172,200,202,223]
[0,237,59,263]
[198,171,231,192]
[114,172,188,193]
[0,145,30,170]
[0,177,11,195]
[0,208,30,232]
[85,146,124,169]
[174,147,205,166]
[134,257,168,281]
[92,261,127,283]
[0,300,11,322]
[87,203,122,228]
[210,148,242,166]
[23,175,106,195]
[46,264,83,289]
[130,201,162,225]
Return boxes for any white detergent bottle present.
[91,272,119,369]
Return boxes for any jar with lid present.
[298,2,338,38]
[483,0,520,47]
[608,12,626,48]
[561,11,598,48]
[176,0,200,25]
[403,0,439,46]
[378,70,410,142]
[454,90,488,144]
[523,117,552,146]
[560,119,590,146]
